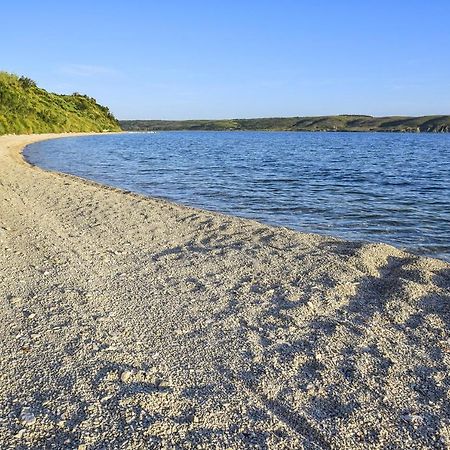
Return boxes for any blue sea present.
[25,132,450,261]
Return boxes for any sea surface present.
[25,132,450,261]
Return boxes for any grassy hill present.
[0,72,121,135]
[121,115,450,133]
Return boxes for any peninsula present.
[121,115,450,133]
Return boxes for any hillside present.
[0,72,121,135]
[121,115,450,132]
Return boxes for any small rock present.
[104,345,117,352]
[20,407,36,426]
[159,379,171,388]
[100,395,112,403]
[150,375,161,386]
[401,413,424,426]
[10,296,22,305]
[121,370,135,383]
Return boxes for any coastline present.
[1,133,449,448]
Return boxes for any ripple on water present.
[24,131,450,261]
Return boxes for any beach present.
[1,133,449,449]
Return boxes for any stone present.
[16,429,26,439]
[121,370,135,382]
[10,296,22,305]
[20,407,36,426]
[158,380,171,389]
[100,395,112,403]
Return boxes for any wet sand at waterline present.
[0,133,449,449]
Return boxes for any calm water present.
[25,132,450,261]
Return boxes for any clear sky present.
[2,0,450,119]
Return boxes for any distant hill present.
[0,72,121,135]
[120,115,450,133]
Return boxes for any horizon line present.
[118,113,450,121]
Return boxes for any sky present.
[2,0,450,120]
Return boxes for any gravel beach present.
[0,133,449,449]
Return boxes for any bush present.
[19,76,37,89]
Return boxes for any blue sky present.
[2,1,450,119]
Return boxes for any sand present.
[0,133,449,449]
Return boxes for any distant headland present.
[120,115,450,133]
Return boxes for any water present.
[25,132,450,261]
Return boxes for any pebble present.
[401,413,424,426]
[10,296,22,305]
[158,379,171,389]
[16,429,26,439]
[121,370,135,382]
[100,395,113,403]
[104,345,117,351]
[20,407,36,426]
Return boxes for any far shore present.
[119,115,450,133]
[0,133,449,449]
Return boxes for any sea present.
[25,131,450,261]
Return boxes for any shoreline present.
[1,133,449,448]
[22,132,449,264]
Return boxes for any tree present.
[19,76,37,88]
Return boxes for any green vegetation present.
[0,72,121,135]
[121,115,450,133]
